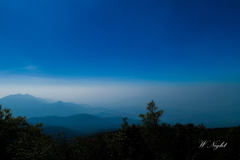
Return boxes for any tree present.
[0,106,56,160]
[139,100,163,129]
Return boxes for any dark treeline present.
[0,102,240,160]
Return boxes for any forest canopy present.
[0,102,239,160]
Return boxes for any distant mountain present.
[0,94,123,118]
[0,94,49,117]
[1,94,239,128]
[28,114,140,135]
[36,97,57,103]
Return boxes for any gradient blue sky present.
[0,0,240,106]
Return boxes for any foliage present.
[139,100,164,129]
[1,101,240,160]
[0,106,56,160]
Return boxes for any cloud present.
[0,75,151,104]
[0,65,39,76]
[24,65,37,70]
[0,75,239,111]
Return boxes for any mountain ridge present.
[1,94,240,128]
[0,94,124,118]
[27,113,140,136]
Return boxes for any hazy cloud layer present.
[24,65,37,70]
[0,76,239,111]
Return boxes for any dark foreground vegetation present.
[0,101,240,160]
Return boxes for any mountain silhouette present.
[1,94,239,128]
[0,94,121,118]
[27,114,140,136]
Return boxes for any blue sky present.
[0,0,240,106]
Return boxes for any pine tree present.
[139,100,163,129]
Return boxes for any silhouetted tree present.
[139,100,163,129]
[0,106,56,160]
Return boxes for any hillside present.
[27,114,140,135]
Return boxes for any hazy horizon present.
[1,78,239,111]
